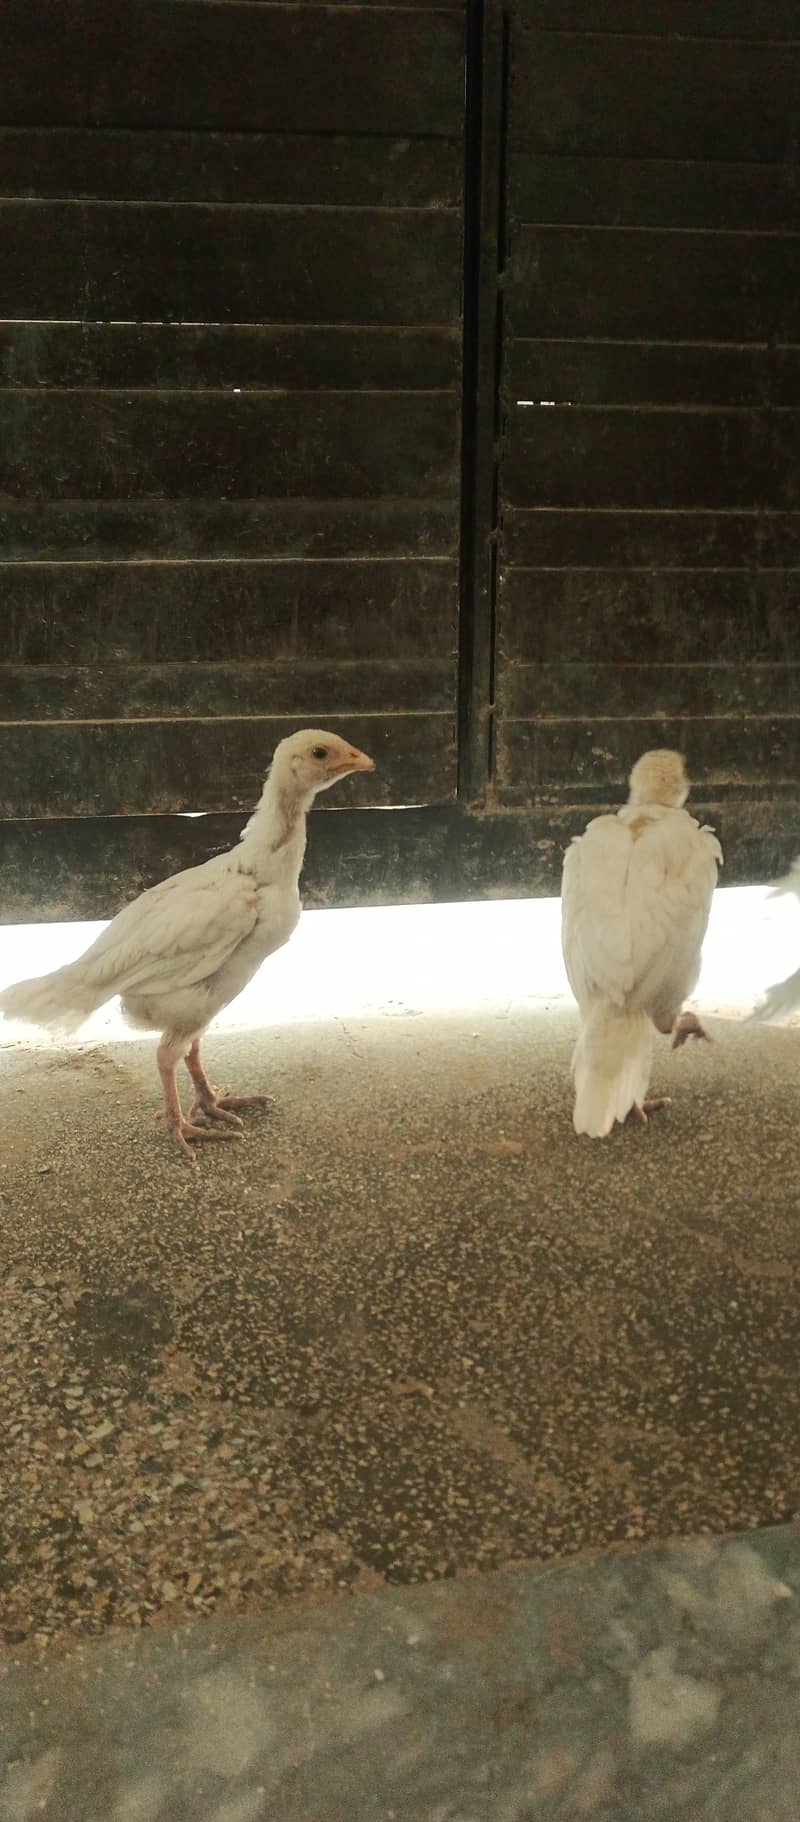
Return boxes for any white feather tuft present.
[751,967,800,1024]
[768,856,800,902]
[571,1004,653,1138]
[0,962,106,1035]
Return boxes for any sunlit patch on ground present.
[1,884,798,1048]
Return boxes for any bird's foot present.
[188,1088,271,1129]
[632,1096,672,1126]
[189,1095,245,1130]
[166,1114,244,1163]
[216,1091,272,1115]
[671,1010,710,1050]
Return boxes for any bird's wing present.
[70,853,260,1000]
[561,814,639,1008]
[627,814,721,1013]
[562,811,721,1013]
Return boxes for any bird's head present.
[628,748,689,809]
[271,728,376,799]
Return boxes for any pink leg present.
[157,1037,243,1163]
[185,1038,271,1130]
[631,1096,672,1126]
[670,1009,711,1051]
[652,1009,711,1049]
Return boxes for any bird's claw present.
[215,1091,272,1114]
[632,1096,672,1126]
[671,1010,710,1050]
[189,1097,245,1130]
[170,1118,244,1163]
[188,1088,272,1128]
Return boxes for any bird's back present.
[562,803,720,1017]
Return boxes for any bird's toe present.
[216,1093,272,1115]
[189,1097,244,1130]
[171,1118,243,1158]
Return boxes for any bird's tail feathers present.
[572,1003,653,1139]
[0,960,105,1035]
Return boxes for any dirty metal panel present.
[3,797,800,926]
[502,509,800,571]
[0,203,461,325]
[508,227,800,343]
[504,408,795,513]
[518,0,800,32]
[510,154,800,234]
[0,127,462,208]
[511,29,800,163]
[506,341,800,410]
[0,393,460,502]
[0,2,464,136]
[0,660,456,724]
[0,716,457,821]
[0,500,459,563]
[3,564,458,666]
[497,718,800,807]
[0,0,465,867]
[498,569,800,667]
[495,3,800,855]
[500,665,800,724]
[0,322,462,393]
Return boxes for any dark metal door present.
[491,0,800,888]
[0,0,464,916]
[2,0,800,918]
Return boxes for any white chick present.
[0,729,374,1159]
[752,855,800,1022]
[561,749,722,1138]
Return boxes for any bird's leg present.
[670,1009,710,1050]
[652,1008,710,1050]
[184,1041,244,1130]
[185,1038,271,1129]
[157,1039,242,1162]
[631,1096,672,1126]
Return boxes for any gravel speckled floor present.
[1,1003,799,1649]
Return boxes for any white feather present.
[0,848,283,1037]
[752,852,800,1022]
[572,1004,653,1138]
[562,800,721,1137]
[755,968,800,1023]
[0,727,370,1047]
[767,855,800,903]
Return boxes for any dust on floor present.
[1,1004,798,1650]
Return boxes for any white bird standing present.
[0,729,374,1159]
[752,855,800,1022]
[561,749,722,1138]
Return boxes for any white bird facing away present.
[561,749,722,1138]
[0,729,375,1159]
[752,855,800,1022]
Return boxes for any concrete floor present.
[5,1524,800,1820]
[1,999,798,1653]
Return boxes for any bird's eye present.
[311,746,328,760]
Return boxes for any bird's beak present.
[338,746,375,775]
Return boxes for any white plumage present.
[0,729,374,1158]
[561,749,722,1138]
[752,855,800,1022]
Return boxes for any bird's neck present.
[239,771,312,880]
[623,798,677,817]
